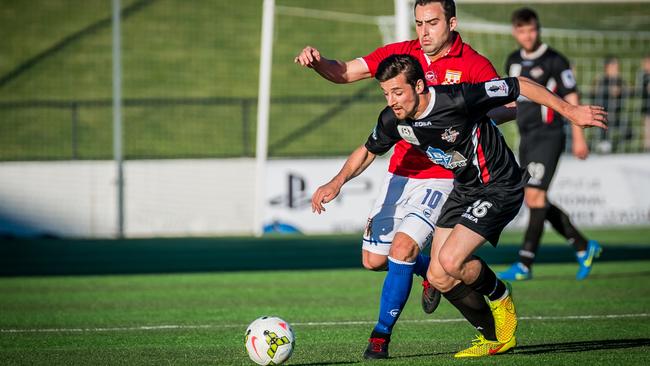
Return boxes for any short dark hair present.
[511,7,540,28]
[375,54,425,89]
[414,0,456,22]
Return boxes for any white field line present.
[1,313,648,334]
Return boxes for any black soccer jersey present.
[365,78,523,192]
[505,44,577,133]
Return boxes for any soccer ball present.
[244,316,295,365]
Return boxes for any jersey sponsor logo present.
[413,121,432,127]
[443,70,462,85]
[508,63,522,77]
[561,69,577,89]
[425,147,467,169]
[530,66,544,79]
[485,80,509,97]
[398,125,421,145]
[441,127,460,143]
[425,71,437,83]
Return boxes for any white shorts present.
[362,172,453,256]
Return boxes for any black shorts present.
[436,184,524,246]
[519,129,565,190]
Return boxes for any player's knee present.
[426,268,455,292]
[438,251,463,279]
[388,236,419,262]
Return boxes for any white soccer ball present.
[244,316,295,365]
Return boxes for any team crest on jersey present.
[443,70,462,85]
[425,147,467,169]
[485,80,509,97]
[441,127,460,143]
[425,71,437,83]
[397,125,421,145]
[530,66,544,79]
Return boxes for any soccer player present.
[312,54,606,357]
[296,0,510,358]
[498,8,602,282]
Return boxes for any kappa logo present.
[485,80,509,97]
[443,70,462,85]
[441,127,460,143]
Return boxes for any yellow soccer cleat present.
[489,281,517,343]
[454,335,516,358]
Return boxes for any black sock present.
[546,202,588,252]
[468,258,506,301]
[519,206,549,268]
[443,283,497,341]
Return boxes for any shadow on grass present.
[514,338,650,354]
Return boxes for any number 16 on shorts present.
[462,199,493,223]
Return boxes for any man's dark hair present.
[414,0,456,22]
[375,54,425,89]
[511,7,540,29]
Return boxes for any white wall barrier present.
[0,154,648,238]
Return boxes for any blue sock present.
[413,254,430,279]
[373,257,414,334]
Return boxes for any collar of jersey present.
[414,87,436,120]
[520,43,548,61]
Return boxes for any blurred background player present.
[593,56,628,153]
[295,0,509,359]
[499,8,602,282]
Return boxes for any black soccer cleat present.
[363,332,390,359]
[421,280,441,314]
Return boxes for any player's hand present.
[568,105,608,130]
[294,46,321,68]
[311,181,341,214]
[572,137,589,160]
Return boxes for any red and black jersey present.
[365,78,523,193]
[505,44,577,133]
[360,33,499,179]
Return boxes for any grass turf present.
[1,258,649,364]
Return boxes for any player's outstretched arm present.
[311,145,376,214]
[294,46,371,84]
[564,92,590,159]
[517,76,608,130]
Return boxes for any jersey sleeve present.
[364,108,401,155]
[552,54,578,97]
[460,77,521,119]
[361,41,410,77]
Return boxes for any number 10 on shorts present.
[421,189,443,209]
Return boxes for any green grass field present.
[1,1,649,160]
[1,228,650,365]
